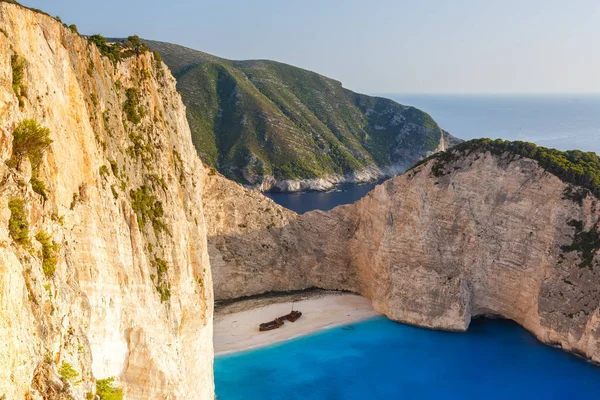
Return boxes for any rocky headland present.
[207,140,600,364]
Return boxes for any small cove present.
[215,317,600,400]
[223,94,600,399]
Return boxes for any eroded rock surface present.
[0,4,213,399]
[209,149,600,363]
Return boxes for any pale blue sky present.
[22,0,600,94]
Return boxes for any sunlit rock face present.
[208,149,600,364]
[0,3,213,399]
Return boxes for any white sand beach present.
[213,291,379,355]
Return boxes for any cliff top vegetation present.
[412,138,600,199]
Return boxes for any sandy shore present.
[214,291,379,355]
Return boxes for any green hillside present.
[146,40,460,185]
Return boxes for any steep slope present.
[0,3,213,399]
[146,40,461,191]
[206,140,600,363]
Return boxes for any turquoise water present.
[215,316,600,399]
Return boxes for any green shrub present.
[152,50,162,65]
[327,143,362,174]
[7,120,53,200]
[99,165,110,179]
[88,34,149,63]
[88,34,107,49]
[30,177,48,200]
[58,362,78,382]
[90,93,98,107]
[8,119,52,170]
[124,35,147,54]
[151,257,171,302]
[96,377,124,400]
[155,280,171,302]
[147,174,167,191]
[127,131,154,163]
[123,88,143,124]
[68,24,78,33]
[130,185,168,235]
[109,159,119,176]
[35,230,59,278]
[8,198,29,246]
[88,34,122,63]
[154,257,168,274]
[11,54,26,107]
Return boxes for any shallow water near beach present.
[214,316,600,400]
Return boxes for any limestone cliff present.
[201,172,296,300]
[0,3,213,399]
[209,146,600,363]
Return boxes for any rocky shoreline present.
[253,131,456,193]
[255,163,407,193]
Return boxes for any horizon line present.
[374,92,600,96]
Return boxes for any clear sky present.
[21,0,600,94]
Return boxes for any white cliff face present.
[201,172,297,300]
[208,149,600,364]
[348,151,600,362]
[0,3,213,399]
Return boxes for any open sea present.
[219,94,600,399]
[387,93,600,155]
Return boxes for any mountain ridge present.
[145,39,461,191]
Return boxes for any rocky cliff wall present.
[0,3,213,399]
[201,172,296,300]
[210,149,600,363]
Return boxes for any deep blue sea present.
[265,183,376,214]
[220,95,600,399]
[386,93,600,155]
[215,317,600,400]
